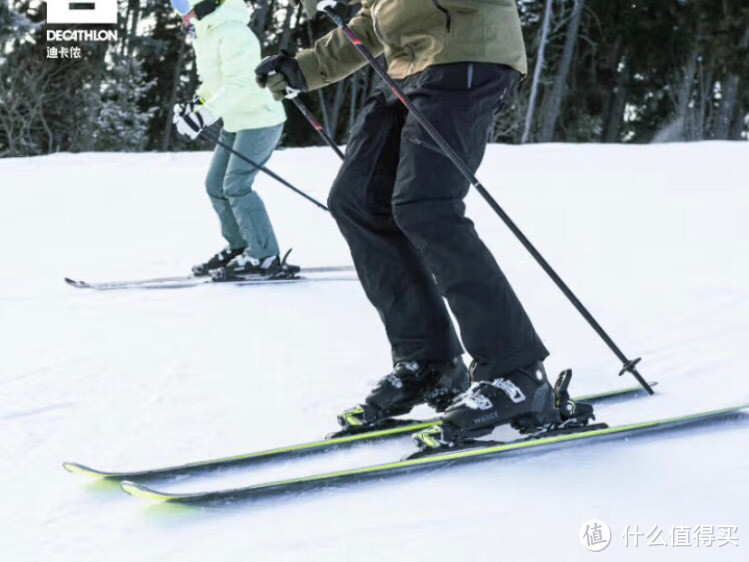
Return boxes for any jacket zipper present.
[431,0,452,32]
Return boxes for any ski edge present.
[64,382,656,480]
[119,404,749,503]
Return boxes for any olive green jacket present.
[297,0,527,91]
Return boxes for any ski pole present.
[200,127,330,212]
[271,65,346,160]
[285,88,345,160]
[319,4,653,395]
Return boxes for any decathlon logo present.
[43,0,117,24]
[43,0,118,57]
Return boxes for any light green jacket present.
[191,0,285,132]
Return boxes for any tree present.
[539,0,586,142]
[2,0,747,156]
[522,0,554,143]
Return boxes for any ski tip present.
[121,480,176,501]
[62,461,106,477]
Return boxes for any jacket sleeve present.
[296,2,383,91]
[200,25,260,119]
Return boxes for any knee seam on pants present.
[392,198,465,229]
[222,173,258,198]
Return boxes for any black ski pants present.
[328,62,549,378]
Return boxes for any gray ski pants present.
[205,124,283,259]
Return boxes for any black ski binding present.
[410,369,607,457]
[211,249,300,282]
[512,369,601,436]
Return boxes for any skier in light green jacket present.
[171,0,296,278]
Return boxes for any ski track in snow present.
[1,143,748,561]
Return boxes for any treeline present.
[0,0,747,157]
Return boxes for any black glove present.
[255,53,308,101]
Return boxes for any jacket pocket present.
[439,1,486,58]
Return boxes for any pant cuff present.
[470,345,550,381]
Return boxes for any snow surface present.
[1,142,748,561]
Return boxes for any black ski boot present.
[337,358,470,432]
[414,367,601,452]
[192,246,245,276]
[211,249,300,281]
[414,361,558,450]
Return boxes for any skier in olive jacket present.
[256,0,554,446]
[172,0,294,278]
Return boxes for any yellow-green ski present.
[120,404,748,503]
[63,381,656,481]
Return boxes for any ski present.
[120,404,748,503]
[63,381,656,480]
[64,265,355,291]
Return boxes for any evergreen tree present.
[1,0,746,156]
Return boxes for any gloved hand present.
[173,97,202,118]
[173,99,217,140]
[255,53,308,101]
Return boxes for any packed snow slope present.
[1,142,748,562]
